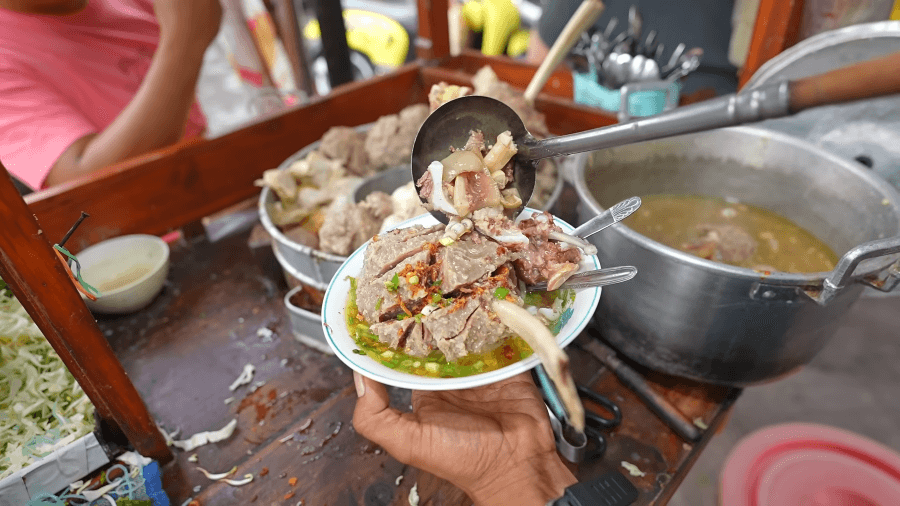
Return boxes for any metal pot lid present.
[745,21,900,193]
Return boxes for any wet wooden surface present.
[97,227,737,505]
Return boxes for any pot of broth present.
[572,126,900,386]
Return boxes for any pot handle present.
[805,235,900,305]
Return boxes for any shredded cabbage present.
[0,288,95,479]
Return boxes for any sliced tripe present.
[492,300,585,433]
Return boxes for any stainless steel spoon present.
[572,196,642,238]
[527,265,637,291]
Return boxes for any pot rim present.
[573,125,900,285]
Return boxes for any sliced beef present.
[456,301,510,355]
[463,130,485,154]
[370,318,416,349]
[397,104,429,143]
[363,225,444,279]
[416,170,434,201]
[319,126,369,176]
[423,297,478,342]
[513,213,581,286]
[422,297,479,361]
[282,224,319,249]
[364,105,429,169]
[682,224,757,264]
[439,236,515,293]
[318,192,394,256]
[514,242,582,286]
[404,323,433,357]
[357,250,431,323]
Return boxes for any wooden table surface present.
[96,223,738,506]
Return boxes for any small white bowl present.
[76,234,170,314]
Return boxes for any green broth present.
[346,277,573,378]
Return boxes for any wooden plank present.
[738,0,805,88]
[24,65,426,252]
[0,169,172,463]
[417,0,451,60]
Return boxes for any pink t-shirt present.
[0,0,207,190]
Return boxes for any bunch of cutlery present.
[569,5,703,90]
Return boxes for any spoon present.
[664,48,702,82]
[572,196,642,238]
[412,50,900,223]
[661,43,686,76]
[527,265,637,292]
[626,5,642,54]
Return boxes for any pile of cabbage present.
[0,281,95,479]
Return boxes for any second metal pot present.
[573,127,900,386]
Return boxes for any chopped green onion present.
[431,293,441,304]
[414,314,422,323]
[439,237,455,246]
[407,275,419,285]
[493,287,510,300]
[432,279,442,287]
[385,273,400,292]
[375,298,383,310]
[352,349,366,355]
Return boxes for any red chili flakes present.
[288,477,298,486]
[259,467,269,477]
[502,345,515,360]
[284,491,296,500]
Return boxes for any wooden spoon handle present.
[524,0,605,105]
[790,50,900,112]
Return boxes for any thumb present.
[352,371,420,464]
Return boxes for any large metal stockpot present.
[573,127,900,386]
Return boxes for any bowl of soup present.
[572,126,900,386]
[76,235,170,314]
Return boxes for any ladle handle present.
[790,51,900,112]
[520,50,900,161]
[524,0,604,104]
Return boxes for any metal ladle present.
[412,50,900,223]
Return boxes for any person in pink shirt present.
[0,0,222,190]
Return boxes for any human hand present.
[154,0,223,52]
[352,372,577,506]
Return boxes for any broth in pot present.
[627,195,839,273]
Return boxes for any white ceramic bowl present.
[322,209,602,390]
[76,234,170,314]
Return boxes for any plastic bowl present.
[76,235,170,314]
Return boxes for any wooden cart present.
[0,2,801,503]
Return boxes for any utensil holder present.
[573,66,680,121]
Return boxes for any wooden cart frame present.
[0,0,800,469]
